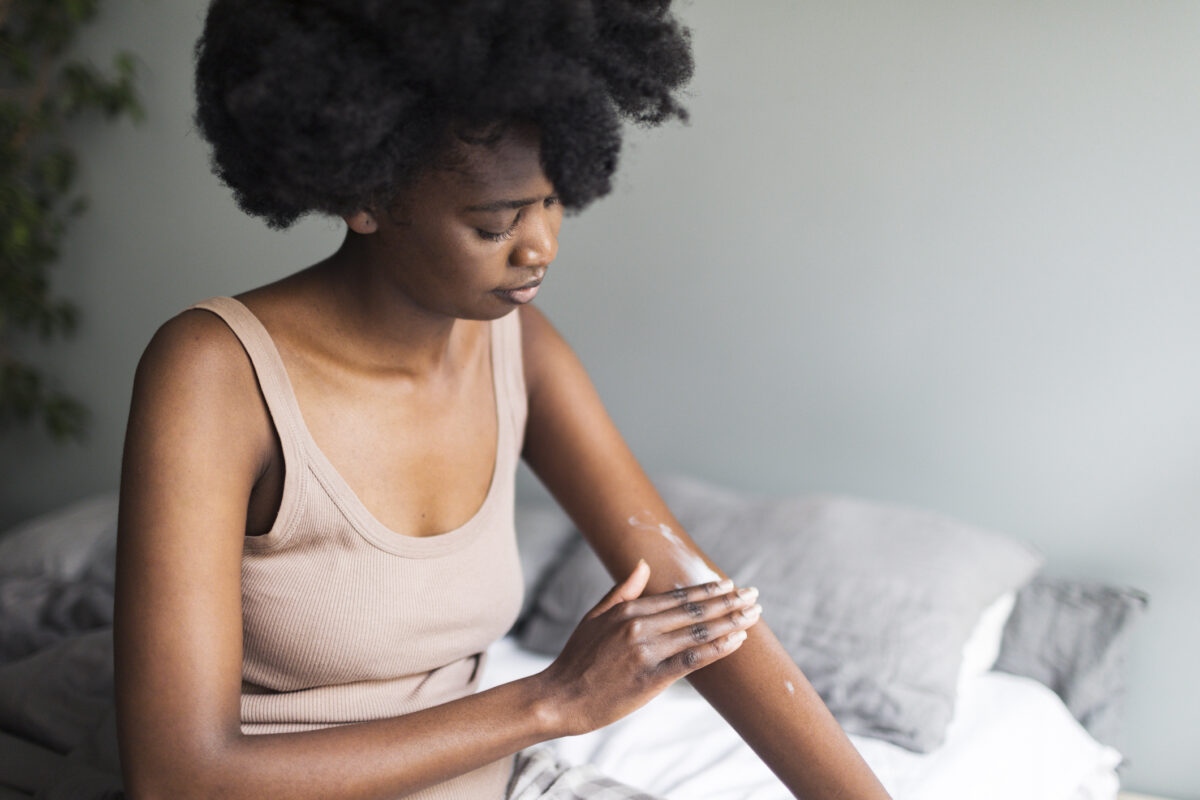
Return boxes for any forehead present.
[428,124,552,203]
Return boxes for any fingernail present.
[717,578,734,592]
[746,604,762,618]
[730,630,748,643]
[738,586,759,601]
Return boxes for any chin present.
[444,297,522,323]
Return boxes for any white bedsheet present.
[480,637,1123,800]
[0,630,1122,799]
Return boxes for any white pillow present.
[0,494,119,581]
[958,591,1016,688]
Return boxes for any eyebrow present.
[462,196,542,213]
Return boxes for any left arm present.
[518,305,890,800]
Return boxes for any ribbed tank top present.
[189,297,528,800]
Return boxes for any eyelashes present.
[478,214,520,242]
[477,196,560,242]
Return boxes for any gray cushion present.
[0,629,113,754]
[0,494,118,582]
[0,576,114,664]
[518,474,1043,753]
[0,497,118,664]
[994,574,1148,747]
[511,502,580,629]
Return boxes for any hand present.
[533,560,762,736]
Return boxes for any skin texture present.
[114,126,891,799]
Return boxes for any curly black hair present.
[194,0,694,229]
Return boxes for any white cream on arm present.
[627,510,723,586]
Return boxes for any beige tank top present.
[190,296,528,800]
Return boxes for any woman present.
[113,1,891,798]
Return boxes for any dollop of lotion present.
[627,510,723,585]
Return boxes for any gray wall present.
[2,2,1196,796]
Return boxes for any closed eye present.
[476,196,559,242]
[478,211,522,242]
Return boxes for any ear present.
[344,210,378,234]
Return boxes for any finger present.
[650,587,760,635]
[660,601,762,652]
[618,578,743,618]
[586,559,651,620]
[662,629,750,676]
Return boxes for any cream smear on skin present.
[627,510,723,586]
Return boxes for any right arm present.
[114,311,758,800]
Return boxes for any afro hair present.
[194,0,694,229]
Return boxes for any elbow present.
[124,764,234,800]
[122,771,183,800]
[123,764,214,800]
[120,735,244,800]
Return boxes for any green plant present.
[0,0,141,441]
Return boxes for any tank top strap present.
[187,296,308,457]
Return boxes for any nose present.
[509,207,558,269]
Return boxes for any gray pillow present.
[994,574,1147,747]
[0,494,118,582]
[0,496,118,664]
[0,629,114,753]
[518,474,1043,753]
[511,502,580,629]
[0,576,114,663]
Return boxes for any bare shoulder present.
[126,307,273,493]
[517,303,575,398]
[136,307,252,392]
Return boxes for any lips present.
[503,277,542,293]
[494,275,543,304]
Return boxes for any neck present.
[305,231,477,379]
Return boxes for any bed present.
[0,475,1146,799]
